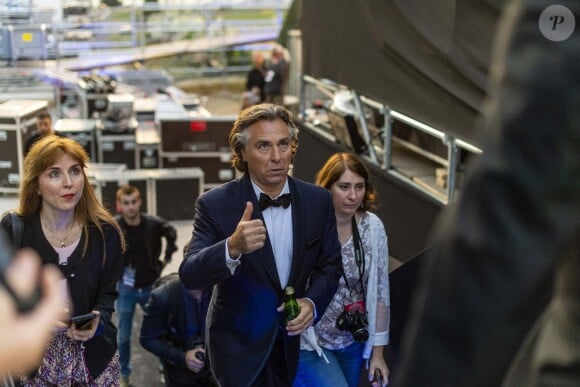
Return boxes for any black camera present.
[187,338,207,363]
[336,308,369,343]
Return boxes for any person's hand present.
[68,310,100,342]
[0,249,67,377]
[369,348,389,387]
[227,202,266,257]
[185,347,205,373]
[277,298,314,336]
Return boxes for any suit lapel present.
[240,174,281,289]
[287,177,305,288]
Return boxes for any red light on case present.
[190,121,207,132]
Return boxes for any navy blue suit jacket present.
[179,174,342,386]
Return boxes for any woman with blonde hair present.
[1,135,125,385]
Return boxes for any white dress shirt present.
[225,179,293,288]
[252,180,293,288]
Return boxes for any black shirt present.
[125,222,159,288]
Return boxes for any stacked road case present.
[89,167,204,220]
[54,118,98,161]
[159,116,236,190]
[0,99,48,193]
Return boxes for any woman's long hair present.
[19,135,125,256]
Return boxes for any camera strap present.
[341,216,366,300]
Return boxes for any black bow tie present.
[258,193,292,211]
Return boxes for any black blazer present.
[140,275,212,386]
[179,174,342,387]
[1,214,123,380]
[115,213,178,285]
[115,213,178,266]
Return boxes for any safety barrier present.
[300,74,482,205]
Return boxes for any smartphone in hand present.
[70,312,97,330]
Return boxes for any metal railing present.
[2,2,287,61]
[300,74,482,205]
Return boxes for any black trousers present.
[252,330,291,387]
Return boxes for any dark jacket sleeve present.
[179,195,234,290]
[0,213,12,238]
[303,189,342,321]
[140,283,187,368]
[157,216,178,262]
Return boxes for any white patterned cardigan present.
[300,211,391,362]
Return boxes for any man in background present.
[242,50,266,110]
[264,44,290,105]
[24,110,57,156]
[140,244,215,387]
[115,185,178,387]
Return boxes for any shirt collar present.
[250,178,290,200]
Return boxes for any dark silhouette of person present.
[140,271,214,387]
[114,184,178,387]
[243,50,266,109]
[395,0,580,386]
[264,45,290,105]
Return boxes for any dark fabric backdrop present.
[300,0,507,147]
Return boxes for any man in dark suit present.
[140,273,215,387]
[395,0,580,386]
[179,103,342,387]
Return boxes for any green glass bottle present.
[284,286,300,324]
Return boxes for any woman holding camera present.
[294,153,390,387]
[0,135,125,385]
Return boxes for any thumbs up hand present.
[227,202,266,258]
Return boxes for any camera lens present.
[336,310,369,343]
[352,328,369,343]
[195,352,205,361]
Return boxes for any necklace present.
[41,216,74,248]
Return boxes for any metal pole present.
[444,134,458,203]
[55,22,62,117]
[299,75,306,119]
[141,3,147,62]
[286,29,302,97]
[131,2,137,47]
[382,106,393,170]
[351,90,378,163]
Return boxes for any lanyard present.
[342,216,366,300]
